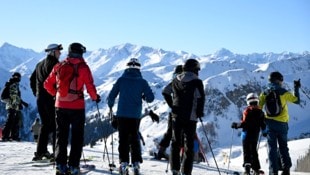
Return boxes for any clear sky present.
[0,0,309,55]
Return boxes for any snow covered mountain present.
[0,42,309,159]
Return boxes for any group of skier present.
[0,42,302,175]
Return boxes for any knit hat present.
[127,58,141,69]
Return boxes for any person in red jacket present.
[44,43,100,175]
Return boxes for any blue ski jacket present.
[107,68,154,119]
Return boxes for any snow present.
[0,138,309,175]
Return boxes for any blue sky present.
[1,0,309,55]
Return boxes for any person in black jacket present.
[170,59,205,175]
[155,65,183,160]
[231,93,266,175]
[30,43,63,161]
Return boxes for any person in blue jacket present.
[107,58,154,175]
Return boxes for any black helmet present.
[269,71,283,82]
[183,59,200,73]
[12,72,21,78]
[68,43,86,54]
[173,65,183,74]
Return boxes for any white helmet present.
[246,93,259,106]
[127,58,141,69]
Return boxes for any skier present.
[170,59,205,175]
[1,72,28,141]
[30,43,63,161]
[44,42,101,175]
[259,72,300,175]
[231,93,266,175]
[107,58,154,175]
[155,65,183,160]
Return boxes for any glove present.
[149,110,160,123]
[111,116,118,129]
[262,129,268,137]
[95,94,101,103]
[231,122,239,129]
[294,79,301,89]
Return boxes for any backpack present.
[56,61,84,101]
[1,82,11,102]
[264,89,283,117]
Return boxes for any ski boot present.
[32,151,51,161]
[243,163,251,175]
[132,162,140,175]
[56,164,68,175]
[68,166,80,175]
[281,168,290,175]
[155,147,168,160]
[119,162,129,175]
[172,170,180,175]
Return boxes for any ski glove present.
[231,122,240,129]
[294,79,301,89]
[149,110,160,123]
[262,129,268,137]
[111,116,118,129]
[95,94,101,103]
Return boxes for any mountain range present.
[0,42,309,150]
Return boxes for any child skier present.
[231,93,266,175]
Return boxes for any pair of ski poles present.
[95,103,116,173]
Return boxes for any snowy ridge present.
[0,42,310,174]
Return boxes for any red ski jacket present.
[44,57,97,109]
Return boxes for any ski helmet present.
[45,44,63,52]
[246,93,259,106]
[268,71,283,82]
[12,72,21,78]
[173,65,183,75]
[183,59,200,73]
[68,42,86,54]
[127,58,141,69]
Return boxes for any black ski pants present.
[117,117,142,164]
[242,133,261,171]
[170,118,197,175]
[2,109,19,140]
[36,94,56,155]
[55,108,85,167]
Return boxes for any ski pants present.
[117,117,142,164]
[159,112,173,148]
[170,118,196,175]
[265,119,292,174]
[55,108,85,167]
[242,133,260,171]
[2,109,19,140]
[36,94,56,155]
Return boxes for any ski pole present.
[227,129,234,171]
[300,87,310,100]
[199,118,221,175]
[109,109,116,169]
[95,103,112,172]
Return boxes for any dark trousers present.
[2,109,19,140]
[170,118,197,175]
[55,108,85,167]
[242,137,260,170]
[36,95,56,155]
[265,119,291,174]
[159,112,172,148]
[118,117,142,163]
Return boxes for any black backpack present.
[1,82,11,102]
[264,89,283,117]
